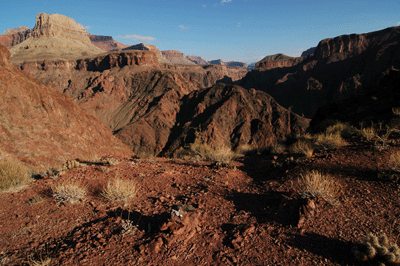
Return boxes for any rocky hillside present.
[88,34,130,51]
[0,44,132,168]
[255,54,305,70]
[8,13,104,63]
[161,50,196,65]
[16,53,249,156]
[187,55,207,65]
[240,26,400,118]
[0,26,31,47]
[162,84,309,156]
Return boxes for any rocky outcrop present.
[122,43,169,63]
[0,44,132,168]
[161,50,196,65]
[88,34,130,51]
[162,84,310,156]
[255,54,304,70]
[301,47,316,57]
[9,13,104,63]
[17,50,159,72]
[227,62,248,68]
[187,55,207,65]
[209,59,225,65]
[0,26,31,47]
[239,26,400,118]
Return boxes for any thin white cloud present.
[179,25,191,31]
[237,22,241,28]
[397,22,400,26]
[221,0,232,3]
[118,34,157,42]
[84,26,92,31]
[203,4,207,9]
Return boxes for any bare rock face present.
[0,26,32,47]
[187,55,207,65]
[255,54,304,70]
[209,59,226,66]
[161,50,196,65]
[122,43,169,63]
[88,34,130,51]
[227,61,248,68]
[162,84,310,156]
[0,44,132,168]
[240,26,400,118]
[9,13,104,63]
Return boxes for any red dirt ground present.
[1,141,399,265]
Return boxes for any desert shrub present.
[0,158,32,192]
[325,122,359,139]
[61,160,86,171]
[388,151,400,172]
[314,133,347,151]
[52,180,87,204]
[270,143,287,154]
[352,232,400,264]
[101,157,120,166]
[102,178,139,205]
[190,142,238,166]
[378,150,400,183]
[361,126,377,141]
[294,170,342,206]
[289,140,314,158]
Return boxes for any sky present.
[1,0,400,63]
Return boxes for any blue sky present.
[1,0,400,63]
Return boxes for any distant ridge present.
[8,13,104,63]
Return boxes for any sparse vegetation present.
[101,157,120,166]
[352,232,400,264]
[314,133,347,151]
[102,178,139,206]
[0,158,32,192]
[61,160,86,171]
[288,140,314,157]
[294,170,342,206]
[190,142,238,166]
[52,180,87,204]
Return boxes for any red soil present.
[0,141,399,265]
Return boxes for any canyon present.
[2,12,400,266]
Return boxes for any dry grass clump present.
[52,180,87,204]
[61,160,86,171]
[101,157,120,166]
[295,170,342,206]
[289,140,314,158]
[314,133,347,151]
[0,158,32,192]
[102,178,139,205]
[388,151,400,173]
[352,232,400,264]
[325,122,359,139]
[190,143,238,165]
